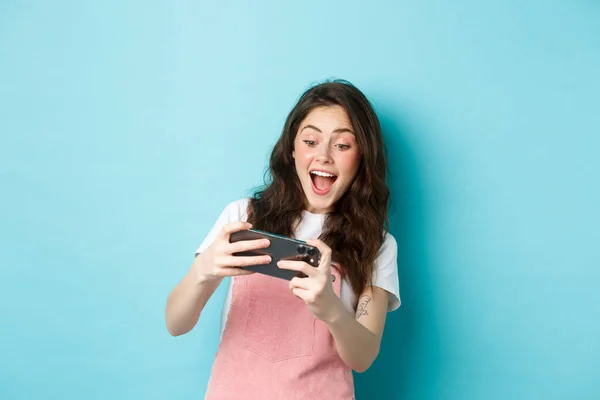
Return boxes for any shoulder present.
[194,198,250,256]
[372,231,401,311]
[223,197,250,211]
[219,198,251,221]
[379,232,397,255]
[374,231,398,271]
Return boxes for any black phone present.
[229,228,321,280]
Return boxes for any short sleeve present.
[194,199,250,257]
[372,233,401,311]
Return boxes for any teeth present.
[311,171,336,178]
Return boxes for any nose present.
[315,143,333,164]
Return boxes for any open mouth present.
[310,170,338,195]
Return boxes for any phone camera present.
[297,245,306,254]
[307,247,316,256]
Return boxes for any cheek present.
[293,146,313,165]
[337,151,361,177]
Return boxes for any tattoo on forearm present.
[355,295,372,319]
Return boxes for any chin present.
[305,194,336,213]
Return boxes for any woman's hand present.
[194,222,272,283]
[277,239,342,322]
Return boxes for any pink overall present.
[205,268,355,399]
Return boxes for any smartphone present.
[229,228,321,280]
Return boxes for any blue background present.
[1,1,599,399]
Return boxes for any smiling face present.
[292,105,361,214]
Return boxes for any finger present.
[223,254,272,267]
[289,276,311,290]
[218,267,256,277]
[220,221,252,238]
[227,238,270,254]
[306,239,332,271]
[277,260,317,278]
[291,287,310,301]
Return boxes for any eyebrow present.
[301,124,354,135]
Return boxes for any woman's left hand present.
[277,239,342,322]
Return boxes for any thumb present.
[220,221,252,240]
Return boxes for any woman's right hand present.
[193,221,271,283]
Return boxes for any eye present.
[303,140,317,147]
[336,143,351,150]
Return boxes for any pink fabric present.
[205,267,355,400]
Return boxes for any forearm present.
[165,263,222,336]
[325,300,380,372]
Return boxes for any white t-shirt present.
[195,199,401,337]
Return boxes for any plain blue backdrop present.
[1,1,599,399]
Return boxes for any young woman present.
[165,80,401,399]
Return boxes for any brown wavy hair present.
[247,79,390,297]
